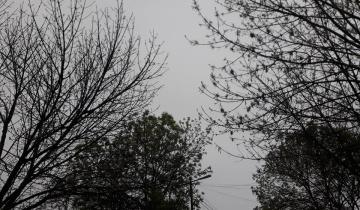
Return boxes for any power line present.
[203,197,218,210]
[202,184,254,189]
[201,182,255,187]
[200,201,212,210]
[200,186,257,203]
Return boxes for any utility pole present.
[190,177,194,210]
[189,174,211,210]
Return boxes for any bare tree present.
[193,0,360,159]
[0,0,165,209]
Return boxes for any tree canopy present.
[51,112,212,210]
[0,1,165,209]
[253,125,360,210]
[193,0,360,207]
[193,0,360,159]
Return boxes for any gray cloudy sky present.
[100,0,259,209]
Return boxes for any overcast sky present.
[100,1,259,209]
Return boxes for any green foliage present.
[55,112,212,210]
[253,125,360,210]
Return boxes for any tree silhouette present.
[193,0,360,159]
[51,112,212,210]
[253,125,360,210]
[0,1,165,209]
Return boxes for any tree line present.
[3,0,360,209]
